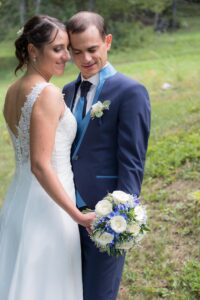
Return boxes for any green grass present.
[0,25,200,299]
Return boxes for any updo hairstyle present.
[15,15,66,74]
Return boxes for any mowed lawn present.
[0,26,200,299]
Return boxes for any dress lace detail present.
[13,82,51,165]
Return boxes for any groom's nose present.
[82,52,92,63]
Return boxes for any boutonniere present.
[90,100,111,119]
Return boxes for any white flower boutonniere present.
[90,100,111,119]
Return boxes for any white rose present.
[127,195,137,208]
[94,232,114,246]
[110,216,127,233]
[134,205,147,224]
[95,200,113,217]
[92,101,104,111]
[112,190,131,205]
[127,223,141,235]
[91,101,104,118]
[115,241,133,250]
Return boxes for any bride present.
[0,15,95,300]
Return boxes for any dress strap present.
[26,82,52,108]
[18,82,52,132]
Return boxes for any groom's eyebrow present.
[88,46,98,51]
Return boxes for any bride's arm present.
[30,85,95,227]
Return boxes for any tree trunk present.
[75,0,95,11]
[88,0,95,11]
[35,0,41,14]
[75,0,86,11]
[19,0,26,25]
[172,0,177,29]
[154,12,159,31]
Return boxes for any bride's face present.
[33,29,70,79]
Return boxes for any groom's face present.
[69,25,112,79]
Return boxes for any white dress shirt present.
[73,73,99,114]
[73,63,109,114]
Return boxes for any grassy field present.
[0,24,200,299]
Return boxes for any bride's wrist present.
[73,209,84,224]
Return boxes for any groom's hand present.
[86,226,93,234]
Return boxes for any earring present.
[33,57,37,63]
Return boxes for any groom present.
[63,11,151,300]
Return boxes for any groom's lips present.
[82,63,96,69]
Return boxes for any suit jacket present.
[63,64,151,209]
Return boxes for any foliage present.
[0,0,200,48]
[145,131,200,179]
[129,0,173,14]
[108,21,153,49]
[0,0,76,37]
[178,260,200,297]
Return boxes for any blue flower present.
[121,213,128,220]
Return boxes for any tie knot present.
[80,81,92,98]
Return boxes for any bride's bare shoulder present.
[4,80,21,115]
[5,79,20,97]
[5,77,32,101]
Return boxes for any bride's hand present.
[78,212,96,228]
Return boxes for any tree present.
[0,0,199,44]
[19,0,26,25]
[19,0,42,25]
[74,0,95,11]
[35,0,42,14]
[172,0,177,29]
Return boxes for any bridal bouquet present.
[90,191,149,256]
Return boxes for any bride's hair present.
[15,15,66,74]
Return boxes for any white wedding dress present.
[0,82,83,300]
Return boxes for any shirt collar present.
[81,62,109,86]
[81,72,99,87]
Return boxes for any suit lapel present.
[66,76,81,111]
[72,64,117,159]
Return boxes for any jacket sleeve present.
[117,83,151,196]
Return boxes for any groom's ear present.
[105,34,112,51]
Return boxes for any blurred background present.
[0,0,199,48]
[0,0,200,299]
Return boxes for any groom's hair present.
[66,11,107,40]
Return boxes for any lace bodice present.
[7,82,77,171]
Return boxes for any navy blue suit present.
[63,64,150,300]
